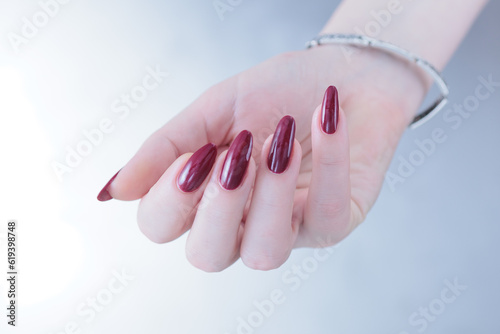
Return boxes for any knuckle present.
[138,223,178,244]
[307,199,352,241]
[317,154,347,168]
[137,215,164,244]
[137,213,182,244]
[309,196,351,225]
[137,199,189,244]
[142,231,167,244]
[185,246,226,273]
[313,198,346,219]
[240,250,287,271]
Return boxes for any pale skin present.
[102,0,489,271]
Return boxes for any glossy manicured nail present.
[178,143,217,192]
[321,86,339,134]
[97,170,120,202]
[267,115,295,174]
[220,130,253,190]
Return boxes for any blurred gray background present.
[0,0,498,333]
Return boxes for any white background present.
[0,0,499,333]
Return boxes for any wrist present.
[303,42,429,126]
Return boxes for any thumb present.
[98,78,237,201]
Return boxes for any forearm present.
[322,0,489,71]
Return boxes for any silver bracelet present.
[306,34,449,129]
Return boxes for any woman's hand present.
[98,46,427,271]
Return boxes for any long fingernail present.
[97,170,121,202]
[321,86,339,134]
[267,115,295,174]
[220,130,253,190]
[178,143,217,192]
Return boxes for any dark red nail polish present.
[321,86,339,134]
[177,143,217,192]
[267,115,295,174]
[220,130,253,190]
[97,170,120,202]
